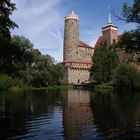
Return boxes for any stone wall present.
[78,47,94,61]
[67,67,90,84]
[116,49,130,63]
[116,49,140,71]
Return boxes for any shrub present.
[0,74,15,90]
[94,84,113,93]
[112,64,140,90]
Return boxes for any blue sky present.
[11,0,135,62]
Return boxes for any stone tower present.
[61,11,94,84]
[63,11,79,61]
[102,12,118,45]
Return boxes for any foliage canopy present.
[112,63,140,90]
[90,43,118,83]
[122,0,140,24]
[0,0,18,44]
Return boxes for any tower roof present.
[65,11,79,20]
[108,12,112,24]
[102,8,118,30]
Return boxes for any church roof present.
[94,36,103,49]
[102,11,118,29]
[79,41,93,49]
[94,35,122,49]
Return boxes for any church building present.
[61,11,119,84]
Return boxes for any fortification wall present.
[67,67,90,84]
[78,47,94,61]
[116,49,130,63]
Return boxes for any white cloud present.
[11,0,64,61]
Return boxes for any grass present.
[30,84,70,90]
[94,84,113,93]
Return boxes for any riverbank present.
[7,84,71,92]
[94,84,113,93]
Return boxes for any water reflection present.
[62,89,98,140]
[91,92,140,139]
[0,89,140,139]
[0,90,64,140]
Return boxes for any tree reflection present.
[91,92,140,138]
[0,89,61,139]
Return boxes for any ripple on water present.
[9,106,64,140]
[79,125,104,140]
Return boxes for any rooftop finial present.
[108,6,112,24]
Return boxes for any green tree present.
[50,63,64,85]
[112,64,140,90]
[90,43,118,83]
[0,0,18,44]
[0,35,34,77]
[0,0,18,76]
[23,53,64,87]
[122,0,140,24]
[119,30,140,52]
[116,0,140,52]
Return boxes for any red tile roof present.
[94,36,103,49]
[79,41,93,49]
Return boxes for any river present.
[0,89,140,140]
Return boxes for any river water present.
[0,89,140,140]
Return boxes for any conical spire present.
[108,12,112,24]
[107,6,112,24]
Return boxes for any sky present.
[11,0,136,62]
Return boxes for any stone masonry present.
[62,11,94,84]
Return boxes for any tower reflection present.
[62,89,95,140]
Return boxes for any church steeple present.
[108,12,112,24]
[107,6,112,24]
[102,7,118,45]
